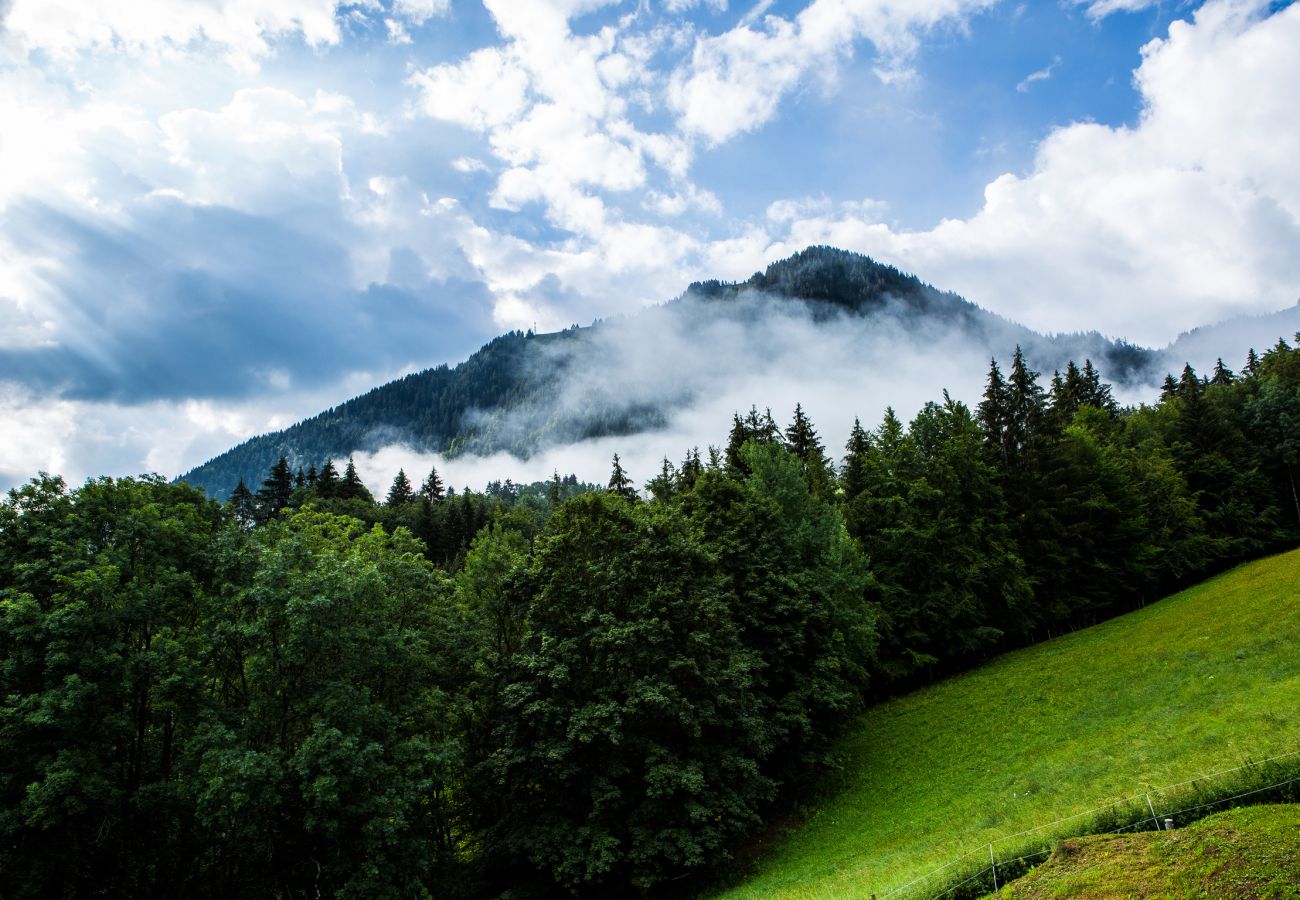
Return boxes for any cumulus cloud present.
[669,0,996,145]
[760,0,1300,346]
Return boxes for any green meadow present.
[995,803,1300,899]
[720,549,1300,899]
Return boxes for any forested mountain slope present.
[180,247,1161,498]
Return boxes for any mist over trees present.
[3,333,1299,897]
[180,247,1182,502]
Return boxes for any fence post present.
[1146,793,1160,831]
[990,843,997,891]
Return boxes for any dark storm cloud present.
[0,199,494,403]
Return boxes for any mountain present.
[178,246,1290,499]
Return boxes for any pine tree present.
[678,447,703,492]
[979,357,1011,465]
[229,477,256,528]
[293,467,305,490]
[317,459,340,498]
[647,458,677,503]
[1211,357,1236,386]
[607,453,637,502]
[339,457,373,502]
[306,463,318,487]
[386,469,414,507]
[841,417,871,501]
[420,465,445,503]
[1161,374,1179,401]
[255,456,294,521]
[1081,360,1116,412]
[1245,348,1261,378]
[548,470,563,509]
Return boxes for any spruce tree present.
[317,459,340,498]
[420,465,445,503]
[548,470,564,509]
[678,447,703,492]
[841,417,871,501]
[256,456,294,521]
[1212,357,1236,385]
[386,469,414,507]
[607,453,637,502]
[647,458,677,502]
[229,477,256,527]
[339,457,374,502]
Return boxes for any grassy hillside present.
[995,803,1300,899]
[719,549,1300,899]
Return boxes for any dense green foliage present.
[4,332,1298,897]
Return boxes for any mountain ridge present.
[178,246,1293,499]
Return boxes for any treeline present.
[2,337,1297,897]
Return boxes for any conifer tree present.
[306,463,318,487]
[255,456,294,520]
[1081,359,1116,412]
[293,467,305,490]
[678,447,703,491]
[607,453,637,502]
[386,469,414,507]
[317,459,340,498]
[548,470,563,509]
[1212,357,1236,386]
[339,457,374,502]
[647,457,677,502]
[841,417,871,501]
[1245,348,1261,378]
[420,465,445,503]
[229,477,256,528]
[979,357,1011,465]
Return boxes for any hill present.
[717,548,1300,898]
[178,247,1160,498]
[995,804,1300,899]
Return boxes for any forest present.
[2,336,1298,898]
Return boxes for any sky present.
[1,0,1298,492]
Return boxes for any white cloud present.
[410,47,532,130]
[669,0,996,145]
[157,87,360,216]
[391,0,450,26]
[1016,55,1060,93]
[1075,0,1159,21]
[2,0,346,70]
[757,0,1300,346]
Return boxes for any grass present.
[993,803,1300,899]
[716,548,1300,899]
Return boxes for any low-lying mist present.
[352,289,1169,496]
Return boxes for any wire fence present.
[867,747,1300,899]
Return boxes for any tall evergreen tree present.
[646,457,677,502]
[784,403,834,497]
[339,457,374,502]
[255,456,294,521]
[607,453,637,502]
[840,417,871,501]
[317,459,340,498]
[420,465,445,503]
[387,469,415,507]
[229,477,257,528]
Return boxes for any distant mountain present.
[178,246,1293,498]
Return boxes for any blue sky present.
[1,0,1298,488]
